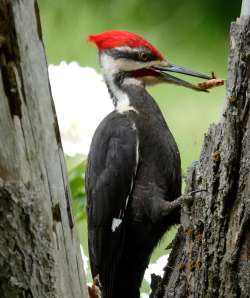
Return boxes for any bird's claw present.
[180,193,194,207]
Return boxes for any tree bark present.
[151,6,250,298]
[0,1,88,297]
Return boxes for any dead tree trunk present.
[151,4,250,298]
[0,1,88,297]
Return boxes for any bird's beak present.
[152,61,212,92]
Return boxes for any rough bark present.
[0,1,88,297]
[150,8,250,298]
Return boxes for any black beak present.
[152,61,212,92]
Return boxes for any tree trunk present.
[0,1,88,297]
[151,4,250,298]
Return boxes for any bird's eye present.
[139,52,149,61]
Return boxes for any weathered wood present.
[151,10,250,298]
[0,1,88,297]
[241,0,250,16]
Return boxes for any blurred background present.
[38,0,241,295]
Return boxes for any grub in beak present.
[151,61,213,91]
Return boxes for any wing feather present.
[85,112,138,289]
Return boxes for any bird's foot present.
[180,193,194,207]
[180,189,207,207]
[163,189,207,215]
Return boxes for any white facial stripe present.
[100,51,163,112]
[101,54,146,72]
[118,58,162,71]
[101,53,130,107]
[100,53,120,76]
[101,53,141,112]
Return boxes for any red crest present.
[88,30,163,60]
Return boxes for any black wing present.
[85,111,138,292]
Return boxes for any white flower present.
[48,61,113,155]
[144,254,169,284]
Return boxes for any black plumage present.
[86,84,181,298]
[86,29,210,298]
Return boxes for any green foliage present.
[66,155,87,222]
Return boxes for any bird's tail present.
[100,258,119,298]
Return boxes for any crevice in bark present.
[1,63,22,118]
[34,1,43,42]
[59,152,75,230]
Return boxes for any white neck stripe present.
[101,53,141,114]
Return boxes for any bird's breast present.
[126,111,181,219]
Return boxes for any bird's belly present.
[125,151,181,233]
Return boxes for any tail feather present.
[101,256,119,298]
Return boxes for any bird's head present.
[88,30,211,91]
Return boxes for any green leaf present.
[65,154,87,223]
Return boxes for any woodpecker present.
[86,30,211,298]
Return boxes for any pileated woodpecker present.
[86,30,211,298]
